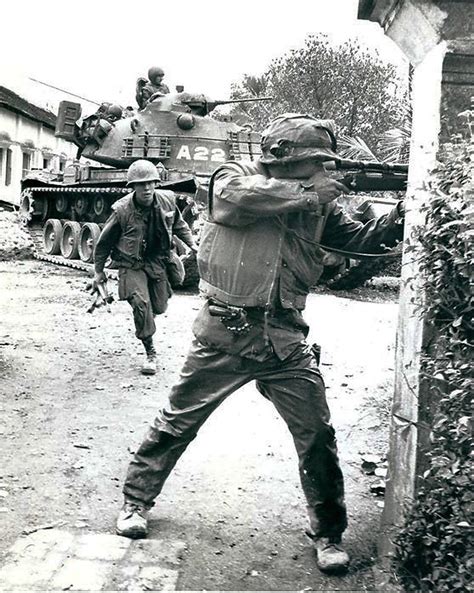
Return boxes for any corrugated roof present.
[0,86,56,129]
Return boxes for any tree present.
[229,34,408,158]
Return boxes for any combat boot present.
[141,337,157,375]
[116,502,148,539]
[314,537,350,574]
[141,353,157,375]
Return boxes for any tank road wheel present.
[78,223,101,263]
[60,221,81,259]
[19,189,49,225]
[74,194,89,217]
[92,194,108,218]
[55,193,69,215]
[42,219,63,255]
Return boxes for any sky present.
[1,0,407,114]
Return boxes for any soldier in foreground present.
[136,67,171,109]
[93,160,196,375]
[115,115,405,574]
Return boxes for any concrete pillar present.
[358,0,474,568]
[379,42,447,564]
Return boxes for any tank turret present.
[54,92,271,172]
[19,90,272,281]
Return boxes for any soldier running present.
[93,160,196,374]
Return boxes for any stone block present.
[129,566,179,591]
[10,529,73,558]
[0,559,59,589]
[0,530,185,591]
[73,532,131,561]
[50,558,110,591]
[110,564,140,591]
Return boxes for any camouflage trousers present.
[123,338,347,538]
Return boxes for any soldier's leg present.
[255,346,347,540]
[148,271,171,317]
[136,270,172,374]
[123,339,252,508]
[118,268,156,341]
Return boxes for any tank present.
[19,92,269,279]
[19,91,404,289]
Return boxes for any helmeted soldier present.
[115,114,405,574]
[77,103,123,152]
[104,103,123,123]
[136,67,171,109]
[93,160,196,375]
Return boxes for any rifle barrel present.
[335,159,408,173]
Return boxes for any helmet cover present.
[260,114,339,164]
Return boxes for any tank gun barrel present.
[205,96,273,110]
[180,96,273,115]
[211,96,273,105]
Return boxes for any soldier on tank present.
[115,115,405,574]
[136,67,171,109]
[77,103,123,152]
[104,104,123,123]
[93,160,196,375]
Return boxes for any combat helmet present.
[106,104,123,121]
[148,66,165,82]
[126,160,162,186]
[260,114,339,165]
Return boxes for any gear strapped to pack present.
[208,301,252,336]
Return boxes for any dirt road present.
[0,259,398,591]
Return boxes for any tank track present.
[28,223,121,278]
[22,185,129,280]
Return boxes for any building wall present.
[0,107,78,206]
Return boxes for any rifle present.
[325,159,408,193]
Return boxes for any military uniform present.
[94,191,194,341]
[122,159,404,539]
[140,82,170,107]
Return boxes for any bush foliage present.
[394,141,473,592]
[228,34,408,156]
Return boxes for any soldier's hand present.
[305,172,350,205]
[396,200,405,217]
[94,271,107,287]
[297,192,323,211]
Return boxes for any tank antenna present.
[28,77,101,106]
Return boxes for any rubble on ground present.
[360,453,389,497]
[0,208,34,261]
